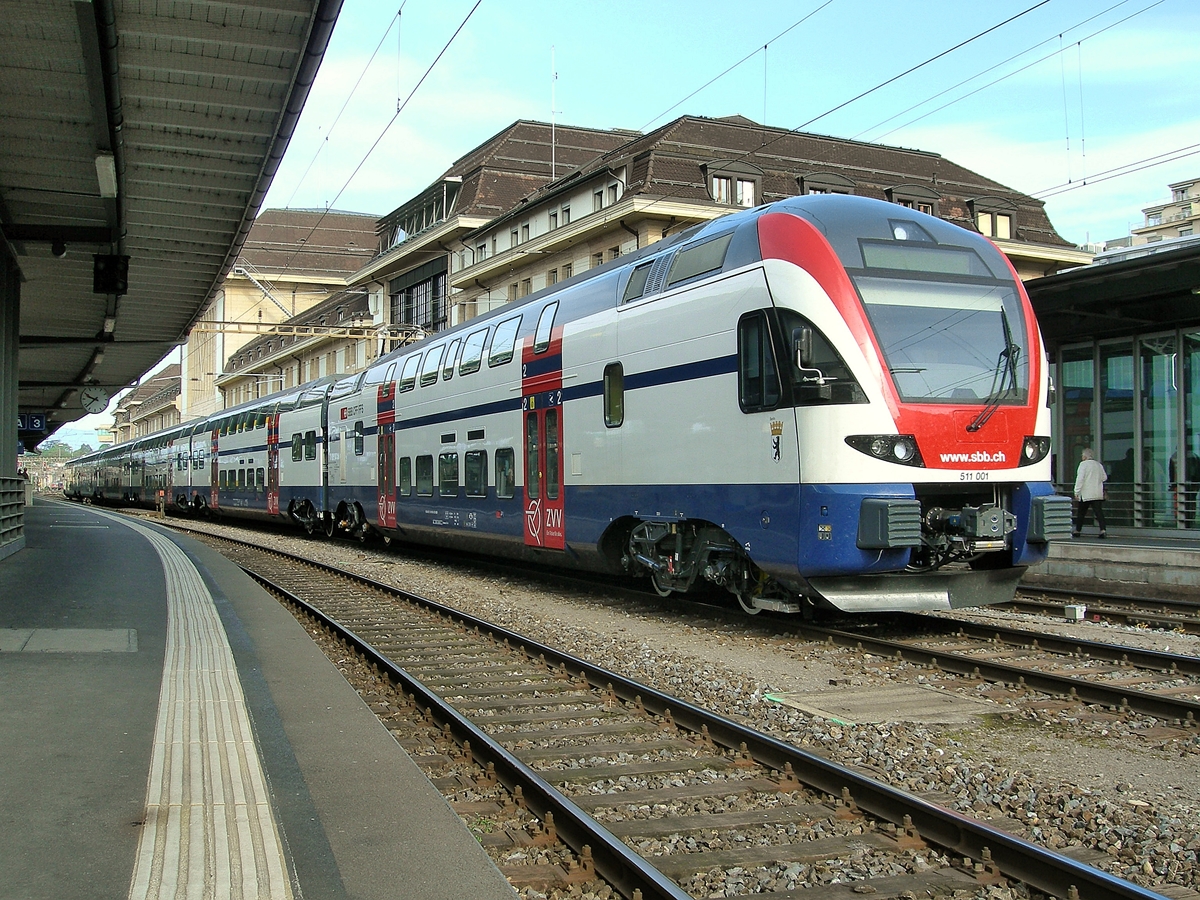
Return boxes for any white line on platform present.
[100,513,293,900]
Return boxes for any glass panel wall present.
[1058,346,1094,485]
[1099,342,1135,526]
[1139,335,1178,527]
[1182,333,1200,528]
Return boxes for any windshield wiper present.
[966,308,1020,433]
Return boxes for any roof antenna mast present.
[551,45,558,179]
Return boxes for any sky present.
[47,0,1199,449]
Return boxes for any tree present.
[72,444,95,458]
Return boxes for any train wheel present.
[736,592,763,615]
[650,571,674,597]
[322,513,336,539]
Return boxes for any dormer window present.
[886,184,940,217]
[704,159,763,208]
[798,172,856,196]
[969,197,1017,239]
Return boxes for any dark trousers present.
[1073,499,1106,534]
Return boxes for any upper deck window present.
[489,316,521,367]
[665,233,733,288]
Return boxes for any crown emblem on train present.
[770,420,784,436]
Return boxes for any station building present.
[1027,177,1200,534]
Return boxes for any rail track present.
[1010,586,1200,635]
[182,528,1169,900]
[782,611,1200,728]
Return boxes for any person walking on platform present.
[1073,447,1108,538]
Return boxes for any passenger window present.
[354,421,364,456]
[737,311,782,412]
[533,302,558,354]
[495,448,515,499]
[488,315,522,367]
[465,450,487,497]
[399,354,421,392]
[257,468,265,494]
[603,363,624,427]
[439,452,459,497]
[237,469,245,489]
[666,232,733,287]
[291,433,303,462]
[442,339,461,380]
[219,470,227,489]
[415,455,434,496]
[420,345,445,387]
[459,328,489,375]
[398,457,412,497]
[304,430,317,460]
[622,261,653,303]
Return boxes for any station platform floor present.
[1023,526,1200,596]
[0,498,517,900]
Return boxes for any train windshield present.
[853,273,1028,404]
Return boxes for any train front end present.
[760,196,1072,612]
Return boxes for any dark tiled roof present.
[529,115,1071,247]
[239,209,378,277]
[224,288,372,373]
[377,121,638,237]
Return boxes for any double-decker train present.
[64,194,1072,614]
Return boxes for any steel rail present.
[897,610,1200,677]
[226,542,1169,900]
[786,620,1200,725]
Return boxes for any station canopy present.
[2,0,339,435]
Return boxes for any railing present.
[0,476,26,559]
[1053,481,1200,531]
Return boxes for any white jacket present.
[1074,458,1108,502]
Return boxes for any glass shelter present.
[1055,329,1200,531]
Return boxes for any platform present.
[0,498,516,900]
[1023,528,1200,596]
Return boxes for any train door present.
[267,414,280,515]
[210,429,219,509]
[377,382,397,528]
[522,402,564,549]
[522,302,565,550]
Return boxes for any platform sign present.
[17,412,47,432]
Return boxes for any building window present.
[561,206,570,225]
[561,262,572,279]
[547,268,558,286]
[736,179,755,207]
[1147,212,1163,226]
[549,211,558,230]
[1182,227,1194,237]
[520,278,531,298]
[609,246,620,261]
[593,190,604,212]
[608,184,618,205]
[508,282,518,302]
[712,175,732,204]
[491,235,497,255]
[592,252,604,269]
[476,243,486,262]
[521,223,530,242]
[886,185,940,217]
[510,228,519,248]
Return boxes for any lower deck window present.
[399,457,412,496]
[415,455,434,496]
[465,450,487,497]
[439,452,459,497]
[495,448,515,499]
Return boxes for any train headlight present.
[1019,435,1051,466]
[846,435,925,467]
